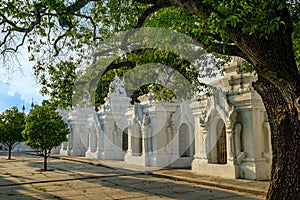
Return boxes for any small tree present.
[0,107,25,160]
[22,104,69,171]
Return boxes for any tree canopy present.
[0,0,298,107]
[22,104,69,170]
[0,106,25,159]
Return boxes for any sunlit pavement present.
[0,152,266,200]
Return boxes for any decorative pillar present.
[200,126,208,160]
[95,127,102,157]
[228,90,272,180]
[190,101,207,161]
[127,128,133,153]
[225,105,237,164]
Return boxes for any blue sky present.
[0,52,45,113]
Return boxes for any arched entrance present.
[122,128,128,152]
[179,123,191,157]
[216,120,227,164]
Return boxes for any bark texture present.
[254,76,300,199]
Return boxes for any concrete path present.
[0,152,267,199]
[55,154,269,196]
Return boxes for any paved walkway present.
[0,152,268,199]
[55,155,269,197]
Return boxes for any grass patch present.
[32,185,47,192]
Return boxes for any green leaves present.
[0,106,26,159]
[22,104,69,152]
[38,60,77,109]
[94,48,203,106]
[0,107,25,145]
[0,0,299,109]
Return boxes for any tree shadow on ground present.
[0,152,66,199]
[24,158,262,200]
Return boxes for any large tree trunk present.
[253,76,300,200]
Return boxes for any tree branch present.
[135,0,212,18]
[0,3,44,53]
[89,61,136,87]
[135,4,170,28]
[66,0,94,15]
[0,0,97,54]
[4,32,28,53]
[74,13,103,41]
[0,4,42,33]
[74,61,136,87]
[53,28,73,56]
[0,30,12,49]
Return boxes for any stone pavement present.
[55,155,269,197]
[0,151,267,199]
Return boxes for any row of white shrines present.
[50,58,271,181]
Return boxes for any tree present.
[22,104,69,171]
[0,107,25,160]
[0,0,299,199]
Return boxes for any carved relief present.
[109,76,126,97]
[142,112,152,152]
[199,110,207,127]
[234,122,245,165]
[226,104,237,160]
[166,113,174,139]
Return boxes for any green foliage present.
[22,102,69,170]
[0,107,25,159]
[94,48,207,106]
[236,60,255,74]
[39,61,77,109]
[22,104,69,156]
[0,0,299,104]
[141,2,285,51]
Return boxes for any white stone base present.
[125,153,146,166]
[125,152,172,167]
[239,160,271,180]
[70,148,86,156]
[85,150,97,159]
[94,150,125,160]
[60,149,70,156]
[60,148,87,156]
[152,152,173,167]
[192,158,239,179]
[125,152,193,168]
[168,157,193,168]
